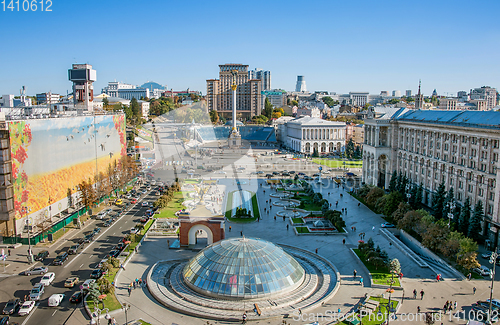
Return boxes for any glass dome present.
[182,237,305,299]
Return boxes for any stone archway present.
[321,142,326,153]
[377,154,387,188]
[179,217,225,247]
[329,143,334,152]
[305,142,311,153]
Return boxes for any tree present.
[322,96,336,108]
[130,97,141,119]
[365,187,384,206]
[67,188,73,208]
[468,201,484,242]
[421,220,450,251]
[387,98,400,104]
[432,181,446,219]
[345,139,355,158]
[388,171,397,193]
[209,110,219,124]
[398,210,422,232]
[456,237,480,270]
[442,188,455,221]
[415,183,423,207]
[383,191,403,216]
[271,111,282,119]
[103,97,109,109]
[458,197,471,235]
[290,100,298,107]
[389,258,401,274]
[312,147,319,157]
[263,98,273,118]
[392,202,411,224]
[408,184,418,209]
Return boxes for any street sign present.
[319,167,322,171]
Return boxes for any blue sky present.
[0,0,499,96]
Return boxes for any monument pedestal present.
[228,129,241,148]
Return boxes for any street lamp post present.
[385,270,397,325]
[122,303,130,324]
[447,200,456,229]
[405,184,411,203]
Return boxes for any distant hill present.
[141,81,166,91]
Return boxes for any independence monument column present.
[228,70,241,148]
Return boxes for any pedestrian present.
[342,238,346,245]
[283,216,285,221]
[298,308,302,315]
[286,224,289,230]
[242,312,247,324]
[133,281,136,289]
[336,201,338,207]
[420,290,424,300]
[274,215,276,221]
[315,248,318,254]
[413,289,417,299]
[135,246,138,253]
[345,208,347,214]
[353,269,357,279]
[8,249,10,256]
[240,231,243,236]
[467,273,472,281]
[417,306,421,314]
[111,317,116,325]
[399,272,403,280]
[372,226,375,231]
[360,277,363,285]
[229,226,232,232]
[454,301,457,310]
[473,287,476,295]
[108,316,112,325]
[128,287,131,296]
[358,203,360,207]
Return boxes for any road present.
[0,184,156,325]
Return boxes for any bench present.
[254,303,261,316]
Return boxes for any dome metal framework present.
[182,237,305,299]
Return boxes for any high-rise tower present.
[295,76,307,92]
[68,64,96,111]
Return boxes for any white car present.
[48,293,65,307]
[96,211,106,220]
[82,279,96,291]
[18,301,36,316]
[40,272,55,286]
[130,227,139,234]
[322,170,331,174]
[474,265,491,276]
[216,170,226,174]
[141,202,149,207]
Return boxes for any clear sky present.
[0,0,499,97]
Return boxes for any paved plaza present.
[96,155,494,325]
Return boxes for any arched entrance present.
[305,142,311,153]
[188,223,213,246]
[377,155,387,188]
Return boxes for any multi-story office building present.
[349,92,369,107]
[295,76,307,92]
[470,86,497,110]
[36,92,60,105]
[262,89,286,108]
[439,98,458,110]
[102,81,150,100]
[249,69,271,91]
[405,90,412,97]
[363,109,500,245]
[206,64,262,120]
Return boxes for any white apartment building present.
[284,116,346,154]
[439,98,458,110]
[363,109,500,245]
[102,81,150,100]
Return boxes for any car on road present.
[257,171,264,174]
[83,234,94,243]
[82,279,96,291]
[131,198,138,204]
[115,199,123,206]
[24,266,48,276]
[141,201,150,207]
[474,265,491,276]
[381,222,395,228]
[2,298,21,315]
[18,301,36,316]
[140,216,150,223]
[95,211,107,220]
[34,250,49,262]
[48,294,65,307]
[116,242,126,251]
[298,172,305,176]
[53,252,69,265]
[90,269,104,279]
[481,252,494,259]
[216,170,226,174]
[29,283,45,301]
[130,227,139,234]
[64,277,79,288]
[322,170,331,174]
[265,174,273,178]
[69,291,84,303]
[97,259,108,269]
[39,272,56,286]
[272,171,280,175]
[68,244,81,255]
[93,227,101,235]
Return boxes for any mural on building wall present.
[9,114,126,219]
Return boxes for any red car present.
[131,198,138,204]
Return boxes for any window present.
[490,192,495,201]
[444,144,449,151]
[488,205,493,214]
[468,184,473,193]
[459,181,463,189]
[450,178,453,186]
[444,155,448,161]
[437,143,441,149]
[479,188,483,197]
[457,192,462,200]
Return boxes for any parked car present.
[107,250,120,258]
[303,176,312,180]
[282,172,290,176]
[24,266,48,276]
[90,269,103,279]
[64,277,79,288]
[82,279,96,291]
[116,242,125,251]
[18,301,36,316]
[312,173,320,177]
[53,252,69,265]
[39,272,56,286]
[68,244,80,255]
[487,298,500,309]
[97,258,108,269]
[48,294,65,307]
[482,252,493,259]
[69,291,84,303]
[381,222,395,228]
[265,174,273,178]
[2,298,21,315]
[34,250,49,261]
[272,171,280,175]
[474,265,491,276]
[29,283,45,301]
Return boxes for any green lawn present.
[154,191,188,219]
[86,266,122,312]
[312,158,363,168]
[296,226,310,233]
[353,249,401,287]
[292,217,304,224]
